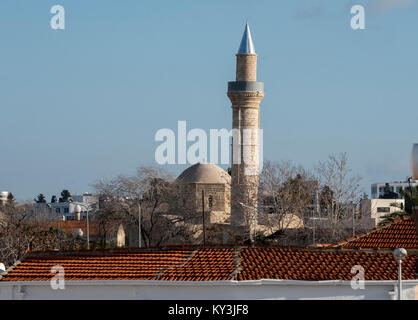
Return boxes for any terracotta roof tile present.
[235,247,416,281]
[0,246,415,282]
[334,217,418,249]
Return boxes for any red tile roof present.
[334,217,418,250]
[236,247,416,281]
[1,249,193,281]
[0,246,416,282]
[158,248,235,281]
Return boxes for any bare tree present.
[249,154,365,246]
[256,160,315,244]
[0,201,57,267]
[314,152,363,242]
[93,166,198,247]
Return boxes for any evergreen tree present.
[59,190,72,203]
[34,194,47,203]
[7,192,14,203]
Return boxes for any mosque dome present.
[176,163,231,184]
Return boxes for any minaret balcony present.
[227,81,264,93]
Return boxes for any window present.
[208,195,213,208]
[377,207,390,213]
[64,208,69,213]
[55,208,61,213]
[379,187,385,196]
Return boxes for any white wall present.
[360,199,405,227]
[0,280,416,300]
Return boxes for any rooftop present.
[333,216,418,250]
[176,162,231,184]
[1,245,416,282]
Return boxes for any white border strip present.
[1,279,417,287]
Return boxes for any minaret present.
[227,22,264,230]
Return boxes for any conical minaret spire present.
[227,22,264,238]
[238,22,256,54]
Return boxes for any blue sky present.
[1,0,418,201]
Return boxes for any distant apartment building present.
[50,193,100,221]
[371,180,418,199]
[34,193,100,221]
[0,192,10,204]
[360,198,405,227]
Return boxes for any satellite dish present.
[0,263,6,273]
[411,144,418,180]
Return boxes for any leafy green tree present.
[51,195,57,203]
[400,185,418,214]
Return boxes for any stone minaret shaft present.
[227,23,264,227]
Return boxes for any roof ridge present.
[0,259,23,281]
[230,247,244,280]
[24,244,216,256]
[154,249,198,280]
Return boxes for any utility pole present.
[202,190,206,246]
[86,207,90,249]
[352,203,356,237]
[138,201,142,248]
[253,206,257,245]
[57,221,61,250]
[78,204,90,249]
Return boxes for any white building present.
[371,180,418,199]
[0,191,10,204]
[360,198,405,227]
[48,193,100,221]
[0,279,417,300]
[0,246,416,300]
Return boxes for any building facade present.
[371,180,418,199]
[0,191,10,204]
[48,193,100,221]
[360,198,405,227]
